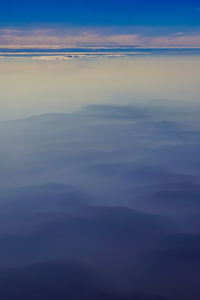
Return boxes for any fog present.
[0,55,200,120]
[0,56,200,300]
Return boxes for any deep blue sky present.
[1,0,200,26]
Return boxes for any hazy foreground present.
[0,56,200,299]
[0,97,200,299]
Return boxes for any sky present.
[0,0,200,49]
[1,1,200,300]
[1,0,200,26]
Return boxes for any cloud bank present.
[1,100,200,299]
[0,27,200,50]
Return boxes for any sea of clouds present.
[0,100,200,299]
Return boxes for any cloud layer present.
[0,27,200,49]
[1,100,200,299]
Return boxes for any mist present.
[0,56,200,300]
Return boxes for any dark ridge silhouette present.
[0,104,200,299]
[0,262,171,300]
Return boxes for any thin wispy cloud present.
[0,27,200,50]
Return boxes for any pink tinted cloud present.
[0,27,200,48]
